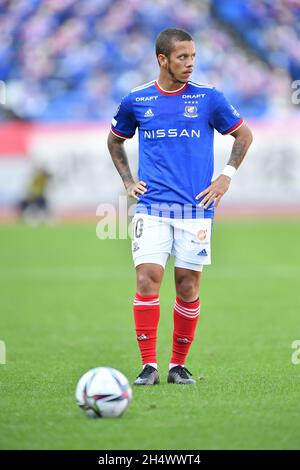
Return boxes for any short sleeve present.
[111,94,137,139]
[209,89,244,135]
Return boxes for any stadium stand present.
[0,0,298,121]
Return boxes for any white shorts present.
[131,214,212,272]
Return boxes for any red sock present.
[133,292,160,365]
[171,296,200,366]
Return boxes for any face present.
[158,40,196,83]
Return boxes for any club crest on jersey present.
[184,105,198,118]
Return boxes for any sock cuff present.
[174,297,200,319]
[176,296,200,310]
[135,292,159,302]
[133,292,159,307]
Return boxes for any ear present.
[157,53,168,68]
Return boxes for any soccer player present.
[107,28,253,385]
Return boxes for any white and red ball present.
[75,367,132,418]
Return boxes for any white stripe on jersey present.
[131,80,155,93]
[188,80,214,89]
[110,128,127,139]
[226,119,244,135]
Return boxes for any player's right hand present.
[126,180,147,200]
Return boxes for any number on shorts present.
[134,218,144,238]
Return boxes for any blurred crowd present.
[213,0,300,81]
[0,0,298,121]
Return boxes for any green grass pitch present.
[0,219,300,450]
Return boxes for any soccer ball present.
[75,367,132,418]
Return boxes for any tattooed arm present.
[107,131,147,200]
[195,123,253,209]
[227,123,253,169]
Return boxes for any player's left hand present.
[195,175,231,209]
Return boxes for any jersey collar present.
[155,80,188,96]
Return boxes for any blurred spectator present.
[17,166,52,225]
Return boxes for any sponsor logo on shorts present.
[197,229,208,241]
[191,239,201,245]
[133,242,140,252]
[197,249,208,256]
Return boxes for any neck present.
[157,71,187,91]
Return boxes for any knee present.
[176,276,199,302]
[136,267,162,296]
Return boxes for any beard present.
[166,62,187,84]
